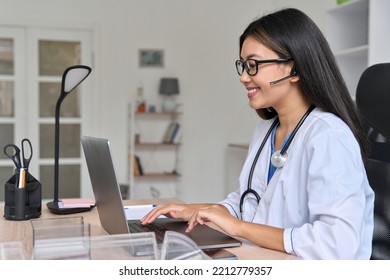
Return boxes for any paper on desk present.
[58,198,96,208]
[124,204,166,220]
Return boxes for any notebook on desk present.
[81,135,242,250]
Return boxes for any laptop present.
[81,135,242,250]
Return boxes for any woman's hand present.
[186,204,240,236]
[144,203,285,253]
[141,203,212,225]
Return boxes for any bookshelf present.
[228,143,249,150]
[325,0,390,99]
[128,103,182,199]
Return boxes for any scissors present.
[4,138,33,170]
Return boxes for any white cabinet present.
[127,103,182,199]
[326,0,390,99]
[0,26,93,200]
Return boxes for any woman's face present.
[239,37,293,110]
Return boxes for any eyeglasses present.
[235,58,293,76]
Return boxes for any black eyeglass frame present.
[235,58,293,76]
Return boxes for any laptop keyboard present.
[128,222,166,243]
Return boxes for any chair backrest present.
[356,63,390,260]
[356,63,390,138]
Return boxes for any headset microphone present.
[269,70,297,85]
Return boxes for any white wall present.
[0,0,337,203]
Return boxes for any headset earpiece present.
[269,66,298,85]
[290,67,297,76]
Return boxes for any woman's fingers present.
[141,204,185,224]
[185,204,237,235]
[141,205,171,224]
[186,208,209,232]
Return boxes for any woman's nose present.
[239,70,251,84]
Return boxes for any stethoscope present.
[239,105,315,220]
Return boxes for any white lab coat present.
[220,108,375,259]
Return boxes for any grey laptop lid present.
[81,135,242,249]
[81,135,129,235]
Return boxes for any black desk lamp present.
[47,65,92,214]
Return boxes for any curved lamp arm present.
[47,65,92,214]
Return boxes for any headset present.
[270,67,298,85]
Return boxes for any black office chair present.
[356,63,390,260]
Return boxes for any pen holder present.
[3,171,42,220]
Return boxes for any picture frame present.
[139,49,164,68]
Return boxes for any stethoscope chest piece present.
[271,150,287,168]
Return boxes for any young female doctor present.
[141,8,375,259]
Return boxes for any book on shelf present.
[162,122,174,143]
[162,122,181,144]
[172,123,182,143]
[133,155,144,176]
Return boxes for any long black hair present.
[239,8,368,160]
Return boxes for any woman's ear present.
[290,67,300,82]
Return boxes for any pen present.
[17,168,26,188]
[124,204,157,209]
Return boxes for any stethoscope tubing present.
[247,118,279,192]
[239,118,279,219]
[279,105,315,155]
[239,105,315,220]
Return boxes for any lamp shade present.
[159,78,179,96]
